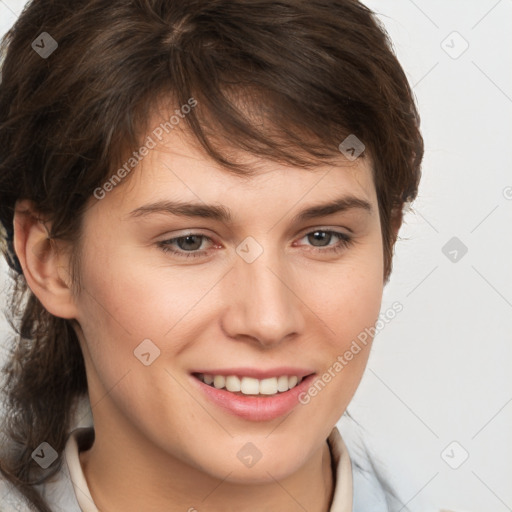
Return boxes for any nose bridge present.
[223,237,304,346]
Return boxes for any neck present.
[79,418,335,512]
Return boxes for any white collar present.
[63,428,97,512]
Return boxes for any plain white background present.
[0,1,511,511]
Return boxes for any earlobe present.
[13,199,79,319]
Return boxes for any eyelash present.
[157,230,354,259]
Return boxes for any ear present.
[13,199,79,319]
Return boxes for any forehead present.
[107,125,377,214]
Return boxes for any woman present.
[0,0,423,510]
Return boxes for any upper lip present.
[190,367,315,379]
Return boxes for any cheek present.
[298,235,384,408]
[73,238,231,402]
[295,274,382,438]
[76,240,203,343]
[73,241,166,386]
[305,233,384,347]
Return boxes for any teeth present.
[213,375,225,389]
[277,375,289,392]
[198,373,305,395]
[241,376,259,395]
[225,375,241,392]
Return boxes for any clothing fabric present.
[1,426,356,511]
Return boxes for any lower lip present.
[190,373,316,422]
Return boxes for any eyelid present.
[156,229,215,243]
[295,224,352,237]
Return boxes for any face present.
[71,119,384,483]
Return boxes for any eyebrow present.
[127,195,373,224]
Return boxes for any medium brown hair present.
[0,0,423,510]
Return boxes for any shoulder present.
[0,428,92,512]
[328,425,390,512]
[335,419,468,512]
[0,476,31,511]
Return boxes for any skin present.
[14,116,401,512]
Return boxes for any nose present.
[220,243,305,348]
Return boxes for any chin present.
[190,443,309,484]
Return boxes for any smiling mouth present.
[192,372,314,397]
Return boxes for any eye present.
[157,229,354,259]
[296,230,354,254]
[157,233,214,259]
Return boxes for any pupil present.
[179,235,201,250]
[310,231,329,246]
